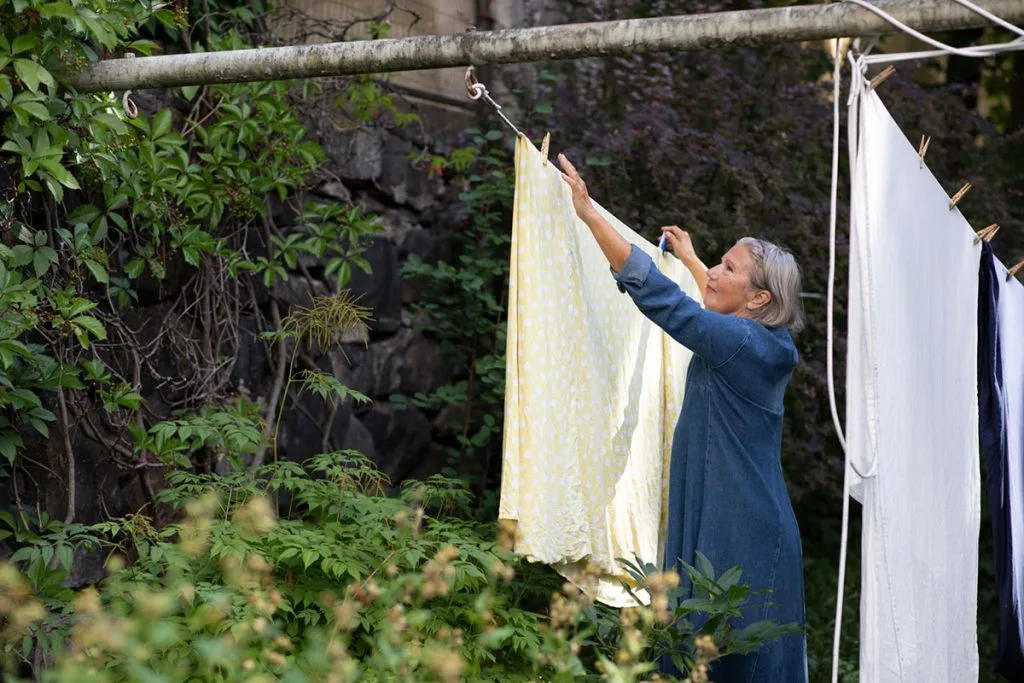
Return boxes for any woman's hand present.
[662,225,710,297]
[558,154,596,220]
[660,225,698,265]
[556,153,630,270]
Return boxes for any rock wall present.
[0,83,481,588]
[281,95,473,485]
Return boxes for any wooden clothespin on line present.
[974,223,999,245]
[869,65,896,90]
[949,182,972,210]
[917,134,930,169]
[540,132,551,166]
[1007,258,1024,281]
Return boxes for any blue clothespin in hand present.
[658,234,669,255]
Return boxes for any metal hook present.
[464,65,524,137]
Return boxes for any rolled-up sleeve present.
[612,244,749,367]
[611,244,654,292]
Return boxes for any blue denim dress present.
[613,245,807,683]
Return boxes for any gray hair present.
[736,237,804,334]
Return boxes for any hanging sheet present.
[500,135,699,607]
[846,88,981,681]
[981,248,1024,679]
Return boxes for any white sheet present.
[846,89,981,682]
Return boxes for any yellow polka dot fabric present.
[500,135,700,607]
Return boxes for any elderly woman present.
[558,154,807,683]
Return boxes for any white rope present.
[827,35,850,683]
[952,0,1024,38]
[828,2,1024,681]
[860,38,1024,65]
[826,37,848,459]
[846,0,1021,58]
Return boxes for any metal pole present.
[71,0,1024,92]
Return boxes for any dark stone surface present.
[328,128,384,182]
[362,402,432,483]
[369,328,449,398]
[230,316,270,396]
[377,134,440,210]
[272,275,331,310]
[345,235,402,335]
[336,415,376,459]
[378,208,437,261]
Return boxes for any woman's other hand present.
[558,154,596,220]
[661,225,698,265]
[662,225,710,296]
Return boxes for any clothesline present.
[474,1,1024,679]
[827,2,1024,681]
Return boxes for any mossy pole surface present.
[72,0,1024,92]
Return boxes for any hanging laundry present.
[499,135,699,606]
[846,89,980,681]
[979,243,1024,679]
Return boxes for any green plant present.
[398,129,516,503]
[0,454,795,681]
[0,0,392,507]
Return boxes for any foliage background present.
[0,0,1022,680]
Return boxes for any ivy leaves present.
[1,128,79,201]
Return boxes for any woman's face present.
[704,244,769,317]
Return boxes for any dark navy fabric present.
[979,241,1024,680]
[612,245,806,683]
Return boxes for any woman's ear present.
[747,289,772,311]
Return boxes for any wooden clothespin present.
[974,223,1000,245]
[949,182,972,210]
[540,132,551,166]
[917,135,931,169]
[1007,259,1024,281]
[869,65,896,90]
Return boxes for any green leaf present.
[301,549,317,569]
[83,260,108,283]
[92,112,128,136]
[67,204,102,225]
[11,244,32,267]
[181,85,200,101]
[125,258,145,278]
[38,2,79,20]
[116,392,143,410]
[13,59,52,93]
[28,407,56,423]
[0,432,22,463]
[56,545,74,570]
[152,110,173,139]
[38,159,80,190]
[718,565,743,590]
[12,100,49,123]
[33,249,53,277]
[72,315,107,342]
[28,417,49,438]
[694,551,715,580]
[11,35,39,55]
[0,75,12,104]
[9,546,34,563]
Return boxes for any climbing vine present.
[0,0,406,523]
